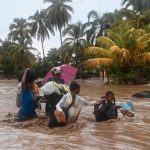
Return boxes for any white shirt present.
[56,93,95,122]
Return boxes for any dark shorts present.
[45,93,63,116]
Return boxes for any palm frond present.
[143,52,150,62]
[96,36,116,48]
[87,10,100,21]
[137,33,150,49]
[80,58,113,69]
[84,46,110,58]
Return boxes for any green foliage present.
[81,23,150,84]
[32,58,50,78]
[111,67,149,84]
[32,48,61,78]
[122,0,150,13]
[0,53,14,78]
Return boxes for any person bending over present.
[48,81,95,127]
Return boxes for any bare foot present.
[120,109,134,117]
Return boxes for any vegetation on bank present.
[0,0,150,84]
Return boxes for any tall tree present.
[118,8,150,28]
[8,39,37,72]
[63,21,87,45]
[0,39,14,77]
[44,0,73,46]
[81,27,150,83]
[62,21,87,65]
[8,18,32,44]
[29,10,54,57]
[86,10,114,44]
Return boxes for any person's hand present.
[96,99,100,104]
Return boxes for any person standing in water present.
[18,68,38,121]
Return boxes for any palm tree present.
[8,18,32,44]
[80,27,150,83]
[122,0,150,13]
[86,10,114,44]
[0,39,15,77]
[8,39,37,72]
[105,22,132,48]
[63,21,87,45]
[61,21,87,65]
[118,8,150,29]
[121,0,150,29]
[44,0,73,46]
[29,10,54,57]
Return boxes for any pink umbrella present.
[43,64,78,84]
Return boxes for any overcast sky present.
[0,0,122,56]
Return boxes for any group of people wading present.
[16,68,134,128]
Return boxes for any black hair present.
[106,91,115,104]
[106,91,114,97]
[26,69,37,84]
[69,81,80,92]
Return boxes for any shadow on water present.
[0,79,150,150]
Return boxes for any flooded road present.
[0,79,150,150]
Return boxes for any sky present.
[0,0,122,56]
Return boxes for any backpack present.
[94,99,118,122]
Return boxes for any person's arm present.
[21,68,30,89]
[74,106,82,121]
[33,82,39,96]
[73,97,95,121]
[78,96,96,106]
[56,94,68,112]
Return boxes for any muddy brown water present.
[0,79,150,150]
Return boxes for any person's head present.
[69,81,80,94]
[26,69,36,90]
[105,91,115,103]
[51,67,62,78]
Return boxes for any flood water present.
[0,79,150,150]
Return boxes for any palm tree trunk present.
[41,38,45,57]
[59,28,63,46]
[107,71,110,84]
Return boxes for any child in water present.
[93,91,134,122]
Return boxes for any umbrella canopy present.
[43,64,78,84]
